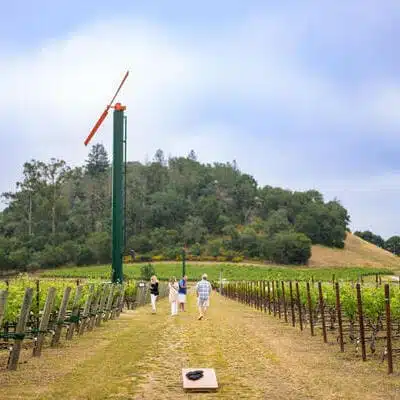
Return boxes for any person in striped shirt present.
[196,273,212,320]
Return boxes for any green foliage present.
[0,147,353,270]
[40,263,392,283]
[265,232,312,264]
[140,263,156,280]
[354,230,385,248]
[385,236,400,256]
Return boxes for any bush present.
[136,254,152,262]
[207,239,222,257]
[151,255,164,262]
[140,263,156,280]
[190,242,201,256]
[163,247,182,261]
[232,256,244,263]
[86,232,111,264]
[266,232,311,265]
[35,245,69,268]
[75,245,94,266]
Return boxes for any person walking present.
[178,275,188,312]
[149,275,159,314]
[196,273,212,320]
[168,277,179,316]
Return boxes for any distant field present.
[40,263,392,282]
[309,232,400,269]
[37,233,400,282]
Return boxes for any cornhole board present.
[182,368,218,392]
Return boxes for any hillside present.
[309,232,400,269]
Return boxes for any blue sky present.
[1,1,400,238]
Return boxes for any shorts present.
[178,294,186,303]
[198,297,210,307]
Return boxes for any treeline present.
[0,145,350,270]
[354,230,400,256]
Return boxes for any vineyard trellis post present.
[335,282,344,352]
[281,281,288,323]
[33,287,56,357]
[51,287,72,346]
[289,281,295,327]
[296,282,303,331]
[276,281,281,319]
[356,283,366,361]
[7,288,33,370]
[306,281,314,336]
[318,282,327,343]
[384,284,393,374]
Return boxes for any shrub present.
[266,232,311,265]
[151,255,164,262]
[140,263,156,280]
[190,242,201,256]
[163,247,182,261]
[136,254,152,262]
[75,245,94,266]
[232,256,244,263]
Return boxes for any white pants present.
[171,301,178,315]
[151,294,158,311]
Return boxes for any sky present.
[0,0,400,239]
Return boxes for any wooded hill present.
[0,145,351,270]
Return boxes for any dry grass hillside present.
[309,232,400,268]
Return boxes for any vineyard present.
[0,276,167,371]
[39,262,393,282]
[221,277,400,374]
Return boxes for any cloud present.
[1,4,400,237]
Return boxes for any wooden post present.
[356,283,366,361]
[8,288,33,370]
[66,285,83,340]
[276,281,281,319]
[289,281,295,327]
[263,281,266,312]
[318,282,327,343]
[0,290,8,328]
[267,281,271,314]
[51,287,72,346]
[88,286,102,331]
[96,284,110,326]
[306,282,314,336]
[103,285,115,322]
[79,284,94,335]
[116,284,125,317]
[296,282,303,331]
[33,287,56,357]
[272,281,276,317]
[111,286,122,320]
[335,282,344,352]
[384,284,393,374]
[281,281,288,323]
[110,286,122,319]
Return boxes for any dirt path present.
[0,292,399,399]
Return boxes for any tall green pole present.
[182,248,186,277]
[111,107,125,283]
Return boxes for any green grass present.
[39,262,393,282]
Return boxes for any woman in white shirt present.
[168,277,179,316]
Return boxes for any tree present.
[17,160,47,236]
[354,230,385,248]
[183,216,207,244]
[264,232,312,264]
[44,158,70,237]
[385,236,400,256]
[85,143,109,177]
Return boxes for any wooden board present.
[182,368,218,392]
